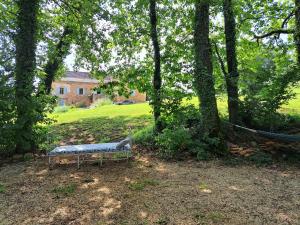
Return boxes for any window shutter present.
[64,87,67,94]
[76,88,79,95]
[56,87,60,95]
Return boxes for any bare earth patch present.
[0,156,299,225]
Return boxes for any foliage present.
[0,75,16,157]
[128,178,159,191]
[0,183,5,193]
[90,98,113,108]
[132,125,155,149]
[155,127,193,159]
[51,183,77,196]
[248,151,273,166]
[239,61,300,130]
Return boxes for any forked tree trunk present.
[149,0,163,133]
[43,27,73,94]
[15,0,39,153]
[194,0,220,135]
[223,0,239,124]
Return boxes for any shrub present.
[248,151,273,166]
[0,75,16,157]
[90,98,112,108]
[75,102,87,108]
[239,62,300,130]
[133,125,155,148]
[155,127,193,159]
[54,106,70,113]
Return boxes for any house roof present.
[65,71,93,79]
[60,71,99,83]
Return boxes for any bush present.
[248,151,273,166]
[75,102,87,108]
[90,98,113,108]
[133,125,155,148]
[189,134,226,160]
[155,127,194,159]
[0,75,16,157]
[239,62,300,130]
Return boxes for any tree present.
[223,0,239,123]
[252,0,299,64]
[43,26,73,94]
[194,0,220,135]
[14,0,40,153]
[295,0,300,64]
[149,0,162,133]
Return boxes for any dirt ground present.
[0,156,299,225]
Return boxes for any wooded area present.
[0,0,299,160]
[0,1,300,224]
[0,0,300,157]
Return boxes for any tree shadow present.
[49,115,153,147]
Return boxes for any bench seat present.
[48,143,131,156]
[47,137,132,168]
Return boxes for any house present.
[52,71,146,106]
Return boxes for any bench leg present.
[48,156,51,169]
[77,155,80,169]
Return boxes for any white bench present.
[48,137,132,168]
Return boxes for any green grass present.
[51,91,299,126]
[51,183,77,195]
[51,103,152,124]
[281,87,300,115]
[128,178,159,191]
[46,89,300,151]
[0,183,5,193]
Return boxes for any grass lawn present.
[48,87,300,149]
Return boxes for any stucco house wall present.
[114,90,146,103]
[52,71,147,106]
[52,81,98,106]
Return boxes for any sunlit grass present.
[51,103,152,124]
[281,87,300,115]
[51,87,300,125]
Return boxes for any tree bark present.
[194,0,220,135]
[295,0,300,64]
[43,26,73,94]
[223,0,239,124]
[149,0,163,133]
[15,0,39,153]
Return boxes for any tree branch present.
[213,42,227,78]
[281,11,295,28]
[254,29,294,39]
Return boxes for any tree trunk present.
[194,0,220,135]
[43,27,73,94]
[295,0,300,64]
[15,0,39,153]
[149,0,163,133]
[223,0,239,124]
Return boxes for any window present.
[59,87,64,95]
[78,88,84,95]
[130,90,136,96]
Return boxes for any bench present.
[48,137,132,168]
